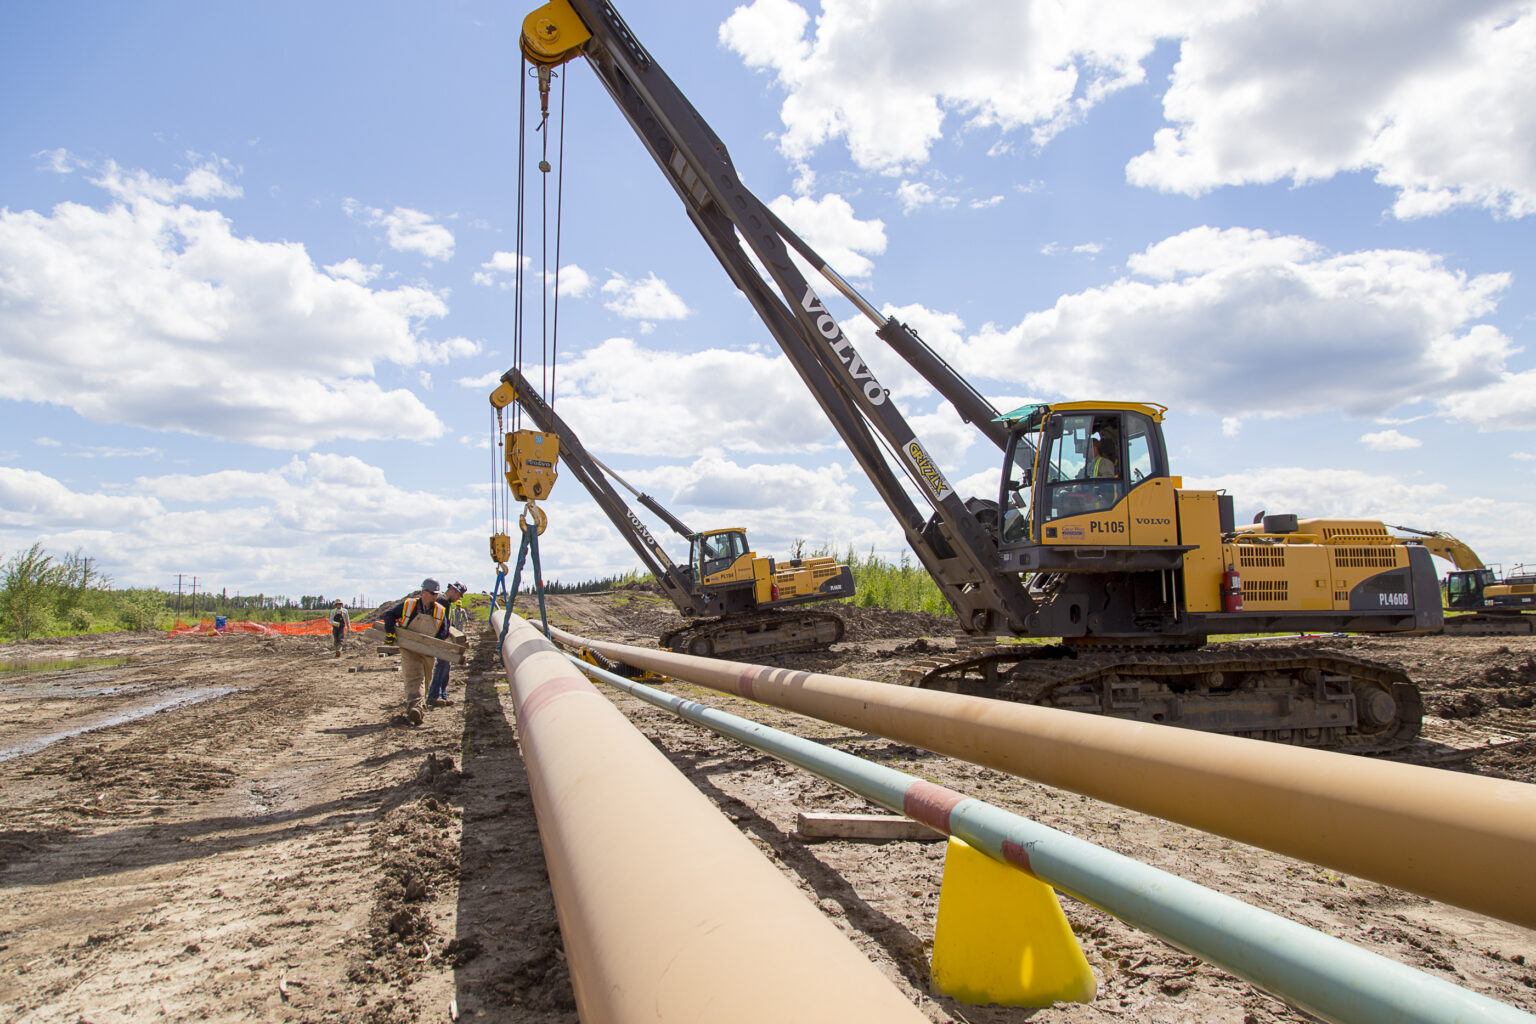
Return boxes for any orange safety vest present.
[400,596,448,634]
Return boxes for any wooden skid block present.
[363,623,467,663]
[796,811,944,842]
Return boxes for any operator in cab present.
[1084,435,1117,479]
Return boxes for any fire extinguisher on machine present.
[1221,565,1244,613]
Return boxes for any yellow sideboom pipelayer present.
[491,370,855,658]
[510,0,1446,749]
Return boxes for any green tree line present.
[0,542,365,641]
[529,546,955,616]
[816,543,953,616]
[519,569,648,595]
[2,538,956,641]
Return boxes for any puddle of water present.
[0,686,238,763]
[0,655,142,698]
[0,655,135,674]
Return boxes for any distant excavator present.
[490,368,855,658]
[1392,526,1535,635]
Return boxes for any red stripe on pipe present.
[520,673,597,720]
[904,781,964,834]
[739,665,763,701]
[1001,839,1036,876]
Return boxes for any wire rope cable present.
[550,69,568,411]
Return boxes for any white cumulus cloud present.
[345,200,455,261]
[721,1,1536,220]
[1126,1,1536,218]
[0,156,457,449]
[600,272,690,323]
[0,456,487,595]
[472,250,529,288]
[720,0,1199,173]
[1435,369,1536,431]
[1360,429,1422,451]
[325,258,381,285]
[0,466,166,529]
[552,337,831,455]
[963,226,1514,423]
[768,193,887,280]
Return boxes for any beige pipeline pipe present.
[549,624,1536,930]
[490,612,928,1023]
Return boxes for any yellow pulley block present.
[521,501,549,536]
[490,532,512,564]
[505,429,559,501]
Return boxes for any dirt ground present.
[2,591,1534,1023]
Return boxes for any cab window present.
[1123,411,1162,486]
[1000,432,1036,543]
[1043,413,1123,521]
[700,531,746,577]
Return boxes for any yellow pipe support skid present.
[544,623,1536,930]
[490,611,930,1023]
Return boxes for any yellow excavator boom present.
[1391,526,1485,570]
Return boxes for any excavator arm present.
[492,368,707,616]
[1391,526,1486,570]
[517,0,1034,634]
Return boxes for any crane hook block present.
[490,532,512,565]
[489,380,517,409]
[521,0,590,67]
[505,429,559,502]
[521,502,549,537]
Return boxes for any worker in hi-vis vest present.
[427,582,468,706]
[379,579,450,726]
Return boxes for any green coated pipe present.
[569,654,1533,1024]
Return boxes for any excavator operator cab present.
[690,529,753,585]
[1445,568,1495,609]
[998,401,1170,560]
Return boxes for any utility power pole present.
[176,574,184,618]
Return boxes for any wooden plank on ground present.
[795,812,944,842]
[363,623,467,663]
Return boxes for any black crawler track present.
[1441,613,1536,637]
[905,643,1423,751]
[659,610,845,660]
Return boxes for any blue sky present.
[2,0,1533,604]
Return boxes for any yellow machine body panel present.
[1227,540,1334,611]
[505,429,559,501]
[1491,580,1536,599]
[1040,400,1168,421]
[770,556,846,600]
[1228,519,1414,612]
[1177,490,1226,613]
[1039,476,1181,549]
[1125,478,1179,547]
[1039,504,1125,547]
[753,558,776,604]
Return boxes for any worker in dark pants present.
[329,599,350,657]
[426,582,467,707]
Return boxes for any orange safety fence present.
[167,617,377,638]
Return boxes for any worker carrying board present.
[379,579,464,725]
